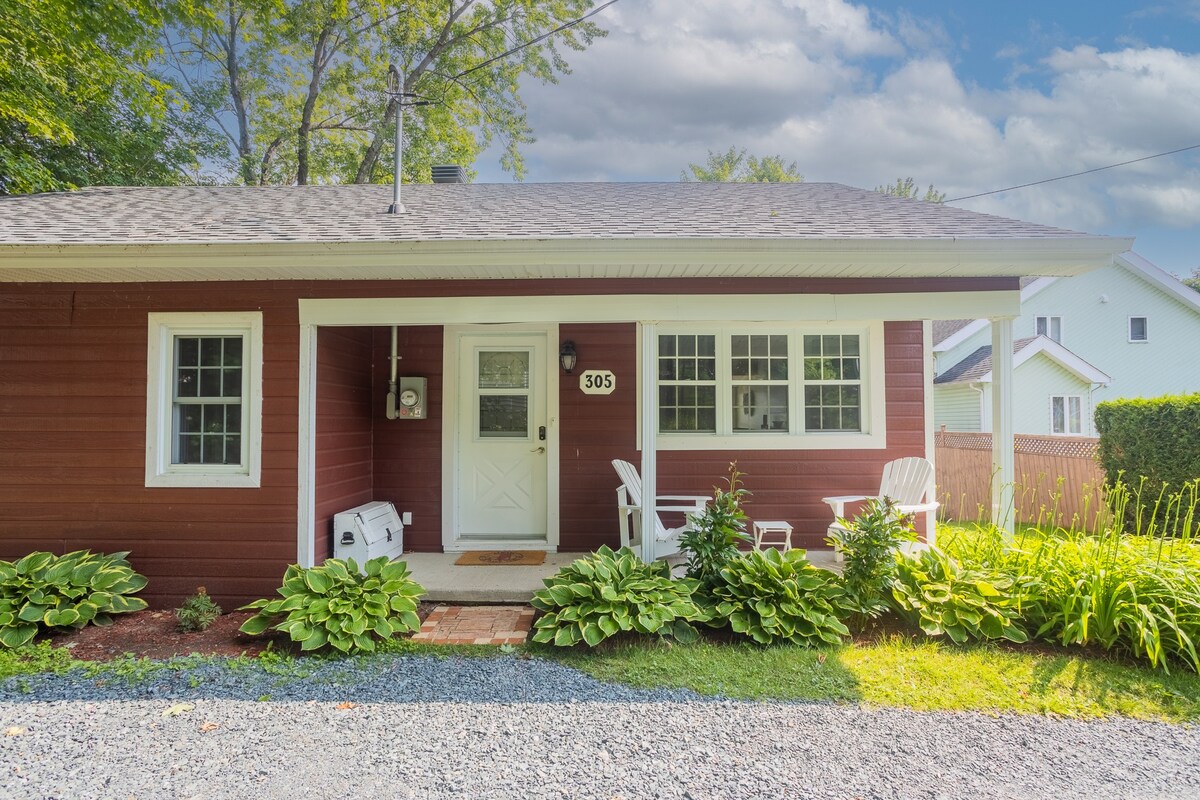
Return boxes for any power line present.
[946,143,1200,203]
[453,0,621,81]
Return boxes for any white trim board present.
[299,291,1021,327]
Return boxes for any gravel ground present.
[1,655,1197,800]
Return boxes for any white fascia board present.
[0,235,1134,282]
[932,275,1062,352]
[1118,252,1200,314]
[971,335,1110,385]
[299,290,1022,327]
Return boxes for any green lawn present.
[542,635,1200,723]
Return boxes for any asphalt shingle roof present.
[0,182,1098,246]
[934,337,1041,384]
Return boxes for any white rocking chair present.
[822,457,939,557]
[612,459,710,560]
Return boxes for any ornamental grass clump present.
[240,557,425,654]
[943,515,1200,673]
[710,548,850,646]
[0,550,149,648]
[530,546,707,647]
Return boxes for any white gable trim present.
[932,277,1060,351]
[966,335,1110,386]
[1117,252,1200,314]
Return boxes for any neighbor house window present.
[652,324,883,449]
[145,312,263,487]
[1128,316,1148,342]
[1050,395,1083,435]
[1035,315,1063,343]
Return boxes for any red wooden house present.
[0,182,1130,606]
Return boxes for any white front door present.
[448,330,554,546]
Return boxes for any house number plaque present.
[579,370,616,395]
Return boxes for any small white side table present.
[752,520,794,551]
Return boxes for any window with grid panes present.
[802,334,863,432]
[172,336,245,465]
[657,334,717,432]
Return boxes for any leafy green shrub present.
[710,548,850,646]
[175,587,222,633]
[0,550,149,648]
[1095,394,1200,533]
[530,546,707,647]
[240,557,425,654]
[827,497,917,625]
[890,547,1029,644]
[943,524,1200,672]
[679,462,752,592]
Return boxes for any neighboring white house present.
[933,252,1200,436]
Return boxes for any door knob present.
[531,446,546,454]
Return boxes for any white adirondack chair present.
[612,459,710,560]
[822,457,939,556]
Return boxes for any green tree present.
[875,176,946,203]
[0,0,217,194]
[1184,269,1200,293]
[681,147,803,183]
[165,0,606,185]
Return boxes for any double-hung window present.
[1035,315,1062,343]
[1050,395,1083,435]
[653,323,884,450]
[145,312,263,487]
[1128,316,1148,342]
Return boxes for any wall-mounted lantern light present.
[559,340,578,374]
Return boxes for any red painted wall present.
[0,278,963,607]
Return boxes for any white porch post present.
[990,316,1016,536]
[639,322,658,562]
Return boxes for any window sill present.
[645,430,887,451]
[145,471,261,489]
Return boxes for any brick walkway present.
[411,605,535,645]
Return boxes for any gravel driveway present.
[1,655,1197,800]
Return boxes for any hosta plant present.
[530,546,707,647]
[890,547,1029,644]
[240,557,425,654]
[710,548,850,646]
[0,550,149,648]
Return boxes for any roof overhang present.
[0,235,1133,283]
[941,335,1111,386]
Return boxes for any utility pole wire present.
[946,143,1200,203]
[451,0,621,81]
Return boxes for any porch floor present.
[403,549,842,604]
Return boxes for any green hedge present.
[1095,394,1200,522]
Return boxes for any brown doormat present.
[454,550,547,566]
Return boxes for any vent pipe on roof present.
[432,165,467,184]
[387,65,404,215]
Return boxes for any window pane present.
[732,358,750,380]
[660,408,678,431]
[225,436,241,464]
[697,407,716,431]
[222,368,242,398]
[179,406,201,433]
[178,434,201,463]
[822,335,841,356]
[226,404,242,433]
[1051,397,1065,433]
[200,368,222,397]
[202,404,225,433]
[479,395,528,437]
[1051,318,1062,342]
[658,359,676,381]
[478,351,529,389]
[803,335,821,356]
[659,385,676,406]
[200,338,224,367]
[750,335,768,357]
[202,435,226,463]
[223,337,243,367]
[732,335,749,357]
[769,359,788,380]
[803,358,822,380]
[1130,317,1147,341]
[842,336,859,356]
[658,335,676,356]
[177,337,199,367]
[176,369,198,398]
[1069,397,1082,434]
[679,408,697,429]
[698,358,716,380]
[679,336,695,356]
[843,358,860,380]
[679,359,696,380]
[697,336,715,357]
[1036,317,1048,336]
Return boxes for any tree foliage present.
[0,0,215,194]
[681,147,803,183]
[1184,269,1200,294]
[875,176,946,203]
[163,0,606,185]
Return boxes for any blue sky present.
[474,1,1199,278]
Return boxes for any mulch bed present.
[45,603,439,662]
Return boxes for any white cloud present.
[480,1,1200,244]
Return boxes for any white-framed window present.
[1035,315,1063,343]
[651,323,886,450]
[1050,395,1083,435]
[145,312,263,488]
[1128,316,1148,342]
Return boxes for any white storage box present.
[332,501,404,570]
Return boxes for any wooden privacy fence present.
[935,430,1108,531]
